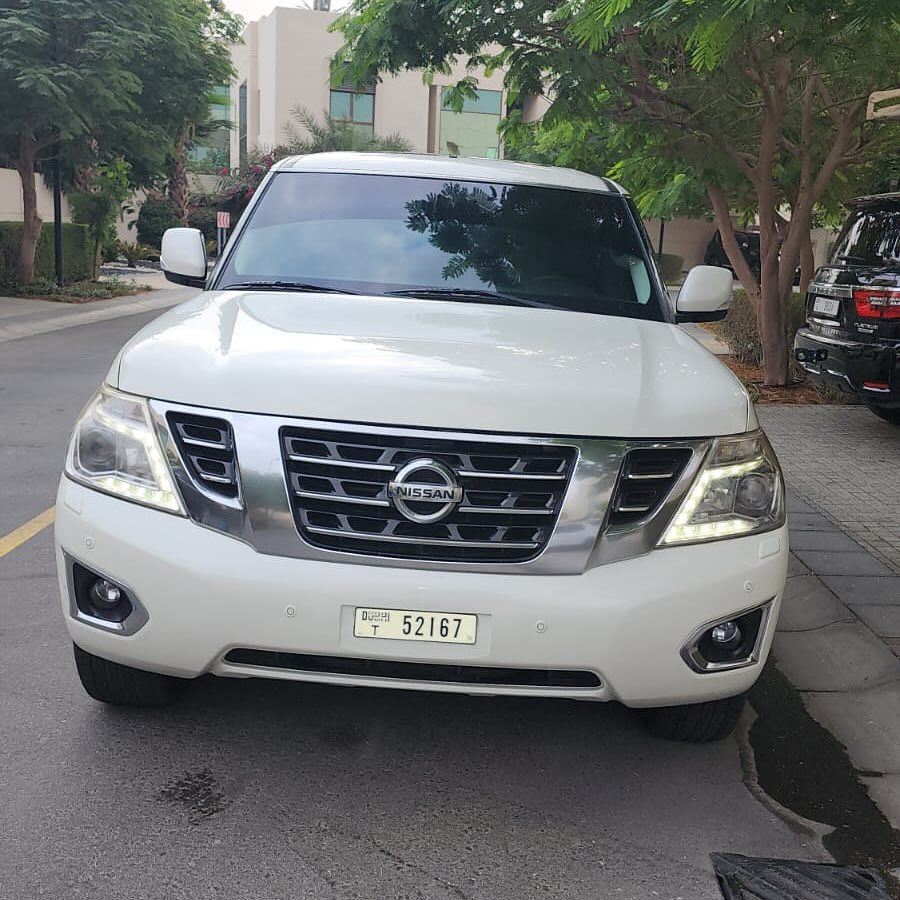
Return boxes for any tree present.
[335,0,900,384]
[0,0,241,284]
[69,159,132,279]
[0,0,151,283]
[149,0,242,225]
[283,106,413,154]
[504,113,711,222]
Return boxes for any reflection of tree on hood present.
[405,183,637,298]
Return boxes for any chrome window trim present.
[149,400,711,575]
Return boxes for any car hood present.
[112,291,750,438]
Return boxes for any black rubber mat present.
[711,853,892,900]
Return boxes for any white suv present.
[56,153,786,742]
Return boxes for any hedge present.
[0,221,93,286]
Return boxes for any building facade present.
[228,6,508,167]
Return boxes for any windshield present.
[216,172,664,320]
[831,206,900,267]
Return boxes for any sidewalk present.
[758,407,900,830]
[0,277,199,344]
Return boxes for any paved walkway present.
[774,487,900,829]
[759,404,900,829]
[759,405,900,575]
[0,279,198,344]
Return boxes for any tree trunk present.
[756,242,789,385]
[16,132,43,285]
[799,228,815,299]
[168,126,190,226]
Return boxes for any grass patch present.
[6,277,151,304]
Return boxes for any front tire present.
[641,693,746,742]
[868,405,900,426]
[73,643,188,707]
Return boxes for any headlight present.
[660,430,783,545]
[65,387,184,514]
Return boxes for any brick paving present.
[758,405,900,575]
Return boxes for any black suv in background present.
[795,193,900,424]
[705,229,762,279]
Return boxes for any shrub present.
[720,289,807,366]
[0,222,92,286]
[188,196,220,245]
[117,241,157,267]
[69,159,132,279]
[136,195,180,249]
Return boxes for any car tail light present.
[854,287,900,320]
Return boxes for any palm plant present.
[283,105,412,154]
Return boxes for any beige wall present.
[0,167,71,224]
[644,217,716,270]
[230,6,506,161]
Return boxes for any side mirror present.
[160,228,207,288]
[675,265,733,322]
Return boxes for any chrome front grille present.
[154,400,710,574]
[280,426,578,563]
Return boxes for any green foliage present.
[0,0,242,282]
[721,290,808,367]
[0,1,150,153]
[505,113,711,220]
[69,160,133,279]
[187,196,221,244]
[136,196,180,249]
[0,222,92,286]
[12,277,149,302]
[116,241,157,267]
[283,106,413,154]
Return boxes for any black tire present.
[868,405,900,426]
[641,693,746,743]
[73,643,188,707]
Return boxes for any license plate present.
[354,608,477,644]
[813,296,840,316]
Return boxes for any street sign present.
[217,211,231,229]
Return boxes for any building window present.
[439,87,502,158]
[329,89,375,141]
[238,81,248,169]
[186,85,231,174]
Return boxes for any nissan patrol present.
[56,153,786,742]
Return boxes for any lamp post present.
[52,142,64,288]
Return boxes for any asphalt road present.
[0,310,816,900]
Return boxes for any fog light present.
[682,604,771,672]
[90,579,122,610]
[711,621,741,647]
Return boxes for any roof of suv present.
[846,192,900,208]
[272,152,626,195]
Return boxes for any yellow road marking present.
[0,506,56,559]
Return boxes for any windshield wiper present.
[836,254,871,264]
[386,287,544,308]
[220,280,359,294]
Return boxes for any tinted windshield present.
[831,206,900,267]
[217,172,664,320]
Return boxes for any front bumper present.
[55,479,787,708]
[794,328,900,406]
